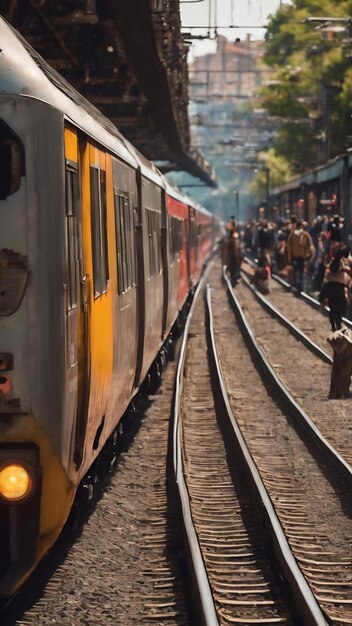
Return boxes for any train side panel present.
[0,18,221,599]
[106,157,139,424]
[166,194,189,316]
[196,208,213,276]
[0,99,77,596]
[134,177,164,387]
[188,206,198,288]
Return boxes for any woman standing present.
[319,248,351,331]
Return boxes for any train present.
[0,18,219,598]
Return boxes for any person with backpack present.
[319,248,352,331]
[286,219,315,292]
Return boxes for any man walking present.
[286,219,315,292]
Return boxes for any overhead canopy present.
[2,0,216,187]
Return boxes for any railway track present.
[239,260,352,467]
[5,256,352,625]
[212,264,352,624]
[244,255,352,331]
[272,271,352,330]
[173,266,328,625]
[239,269,332,364]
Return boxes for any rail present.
[244,253,352,328]
[171,269,219,626]
[240,270,332,364]
[205,282,328,626]
[224,268,352,487]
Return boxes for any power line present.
[182,24,268,28]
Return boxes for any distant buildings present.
[169,35,275,220]
[189,35,263,102]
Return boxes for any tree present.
[250,149,294,201]
[260,0,352,173]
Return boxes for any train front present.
[0,41,78,597]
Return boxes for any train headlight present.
[0,464,31,500]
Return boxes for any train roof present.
[162,175,191,205]
[125,138,165,187]
[195,204,214,221]
[162,175,214,218]
[0,18,139,168]
[273,153,352,195]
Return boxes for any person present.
[327,328,352,399]
[223,219,242,286]
[309,216,323,254]
[274,227,286,271]
[244,220,255,254]
[257,219,274,261]
[225,216,236,237]
[286,218,315,292]
[327,215,344,259]
[312,232,328,292]
[250,256,270,294]
[319,250,352,331]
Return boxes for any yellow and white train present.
[0,19,218,597]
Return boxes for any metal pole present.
[265,168,270,220]
[236,190,239,220]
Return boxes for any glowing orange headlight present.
[0,464,31,500]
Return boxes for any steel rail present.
[240,270,332,364]
[273,273,352,329]
[224,268,352,486]
[171,266,219,626]
[244,256,352,330]
[205,283,328,626]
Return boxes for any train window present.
[169,216,182,262]
[189,211,197,251]
[100,171,109,288]
[171,219,175,260]
[90,167,101,295]
[90,167,109,297]
[146,208,161,277]
[0,120,24,201]
[153,211,161,274]
[146,209,153,278]
[65,165,79,310]
[181,220,187,254]
[176,218,182,259]
[114,194,124,293]
[124,197,132,287]
[114,190,135,294]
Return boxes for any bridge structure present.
[2,0,216,187]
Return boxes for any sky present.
[180,0,285,58]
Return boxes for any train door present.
[69,135,113,469]
[63,127,87,470]
[83,144,113,457]
[161,189,168,338]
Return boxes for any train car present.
[0,19,217,597]
[164,180,191,315]
[195,204,214,277]
[273,154,352,236]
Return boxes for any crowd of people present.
[223,211,352,331]
[242,213,348,292]
[223,211,352,399]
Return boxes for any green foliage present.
[260,0,352,173]
[250,149,295,200]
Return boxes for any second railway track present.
[174,263,331,625]
[206,261,352,624]
[239,260,352,468]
